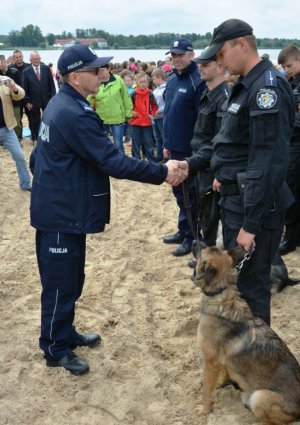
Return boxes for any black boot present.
[279,226,297,255]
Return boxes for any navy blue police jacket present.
[164,61,206,155]
[30,83,168,234]
[211,59,295,234]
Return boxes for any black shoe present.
[163,231,183,244]
[46,352,89,375]
[70,332,101,349]
[172,241,192,257]
[279,238,296,256]
[187,258,197,269]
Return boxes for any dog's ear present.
[204,264,217,285]
[227,246,245,267]
[192,240,206,258]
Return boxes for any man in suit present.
[22,51,56,143]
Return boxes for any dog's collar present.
[203,287,226,297]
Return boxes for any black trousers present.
[170,151,198,244]
[222,209,282,325]
[26,106,41,141]
[36,231,86,360]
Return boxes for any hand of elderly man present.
[165,160,189,186]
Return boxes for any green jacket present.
[88,74,133,125]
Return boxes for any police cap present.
[58,44,113,76]
[201,18,253,60]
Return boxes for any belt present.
[219,183,240,196]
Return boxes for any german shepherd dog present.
[192,241,300,425]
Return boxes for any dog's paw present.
[195,404,212,416]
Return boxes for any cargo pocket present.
[250,109,278,145]
[245,169,264,201]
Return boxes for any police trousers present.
[170,150,198,245]
[221,209,282,325]
[36,231,86,360]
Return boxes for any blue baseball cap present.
[58,44,113,75]
[166,38,194,55]
[201,18,253,60]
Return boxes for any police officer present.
[30,44,187,375]
[184,50,229,250]
[201,19,295,325]
[277,45,300,255]
[163,38,206,257]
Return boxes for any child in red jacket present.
[130,71,158,162]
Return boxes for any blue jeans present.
[111,123,125,154]
[131,125,156,162]
[152,118,164,161]
[0,126,31,189]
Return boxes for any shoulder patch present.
[256,88,277,109]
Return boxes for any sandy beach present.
[1,140,300,425]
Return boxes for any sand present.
[1,141,300,425]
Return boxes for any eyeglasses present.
[75,67,102,75]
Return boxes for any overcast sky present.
[3,0,300,39]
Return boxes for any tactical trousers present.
[221,209,282,325]
[36,231,86,360]
[170,150,198,245]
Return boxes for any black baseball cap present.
[58,44,113,75]
[200,18,253,60]
[165,38,194,54]
[193,46,216,64]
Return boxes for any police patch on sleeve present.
[256,88,277,109]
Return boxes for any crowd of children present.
[91,56,172,162]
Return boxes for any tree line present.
[0,24,299,50]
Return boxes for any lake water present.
[1,48,281,71]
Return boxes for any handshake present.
[165,160,189,186]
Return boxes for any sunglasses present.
[75,67,104,75]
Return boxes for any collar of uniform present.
[206,80,229,101]
[173,60,198,78]
[238,58,273,90]
[61,82,91,105]
[290,72,300,88]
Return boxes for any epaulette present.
[264,69,277,87]
[76,99,95,112]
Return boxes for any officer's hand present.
[213,178,221,192]
[237,228,256,252]
[165,160,188,186]
[163,148,170,159]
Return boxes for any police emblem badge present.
[256,88,277,109]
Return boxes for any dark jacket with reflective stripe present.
[211,59,295,234]
[30,83,167,234]
[163,61,206,154]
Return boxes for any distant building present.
[54,38,108,48]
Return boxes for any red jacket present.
[130,87,158,127]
